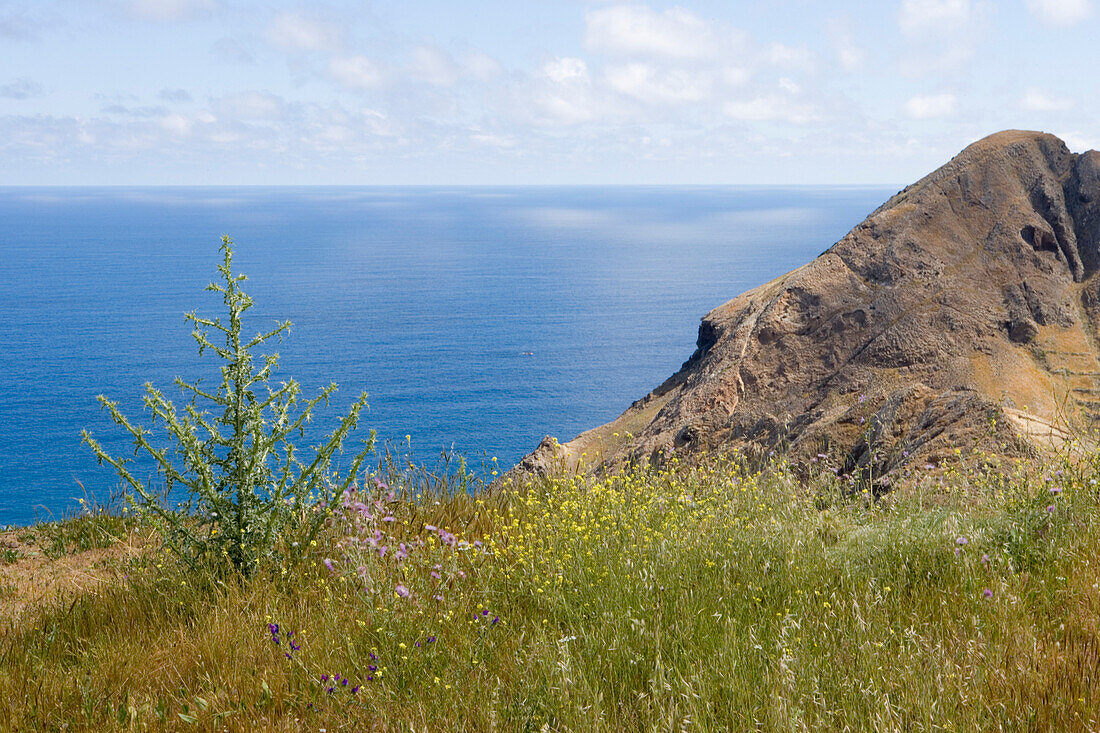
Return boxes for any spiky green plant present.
[82,235,372,575]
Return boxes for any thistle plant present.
[82,235,372,575]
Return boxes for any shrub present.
[82,236,372,575]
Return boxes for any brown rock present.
[518,130,1100,483]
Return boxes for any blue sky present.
[1,0,1097,184]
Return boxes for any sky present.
[0,0,1098,185]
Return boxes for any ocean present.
[0,185,893,526]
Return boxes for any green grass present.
[2,451,1098,731]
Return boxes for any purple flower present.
[982,554,990,565]
[424,524,438,532]
[956,537,968,546]
[268,623,279,635]
[1050,487,1063,495]
[382,516,396,523]
[431,571,441,580]
[395,584,410,598]
[434,594,444,601]
[323,558,335,573]
[427,636,435,643]
[983,588,993,599]
[352,686,360,693]
[1047,504,1056,513]
[320,674,329,682]
[368,665,377,672]
[492,616,499,625]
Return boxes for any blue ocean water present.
[0,185,892,526]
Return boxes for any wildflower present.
[1047,504,1056,513]
[956,537,968,546]
[323,558,335,573]
[424,524,438,532]
[983,589,993,599]
[395,584,410,598]
[434,594,444,601]
[1050,486,1063,495]
[431,571,441,580]
[982,554,990,565]
[320,674,329,682]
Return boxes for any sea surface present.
[0,185,894,526]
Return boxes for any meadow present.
[2,446,1098,732]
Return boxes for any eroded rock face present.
[520,131,1100,482]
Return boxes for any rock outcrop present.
[520,131,1100,483]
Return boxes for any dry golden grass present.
[2,451,1099,731]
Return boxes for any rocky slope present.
[519,131,1100,483]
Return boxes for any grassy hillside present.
[2,450,1098,731]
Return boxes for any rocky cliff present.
[520,131,1100,483]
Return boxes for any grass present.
[1,450,1099,731]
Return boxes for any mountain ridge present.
[518,130,1100,485]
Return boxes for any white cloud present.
[463,52,503,81]
[827,18,864,72]
[767,43,813,69]
[127,0,215,22]
[158,113,192,136]
[329,56,385,90]
[721,67,751,86]
[469,131,518,149]
[215,91,283,120]
[542,57,589,84]
[722,94,818,124]
[777,77,801,95]
[585,5,717,59]
[1020,87,1074,111]
[899,0,976,34]
[1062,131,1100,152]
[266,11,342,52]
[604,63,710,104]
[532,58,597,125]
[410,46,459,86]
[897,0,987,73]
[1025,0,1093,26]
[903,92,957,118]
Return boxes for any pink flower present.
[983,588,993,599]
